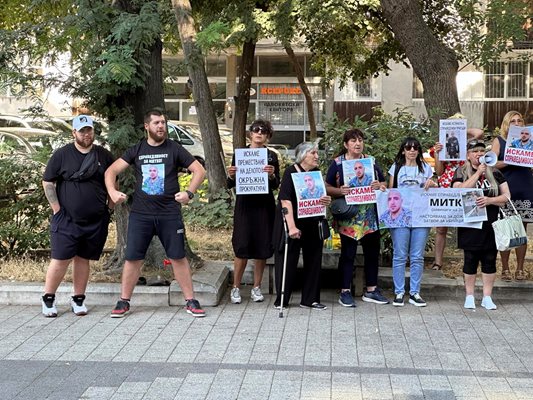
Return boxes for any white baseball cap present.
[72,115,94,131]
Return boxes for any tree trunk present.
[380,0,461,120]
[233,39,256,149]
[172,0,227,193]
[285,45,317,140]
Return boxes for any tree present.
[172,0,227,192]
[0,0,219,269]
[380,0,460,118]
[295,0,530,120]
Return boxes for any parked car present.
[0,115,72,135]
[167,121,206,166]
[0,130,36,155]
[0,130,45,204]
[0,127,61,153]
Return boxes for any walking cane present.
[279,207,289,318]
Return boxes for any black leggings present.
[463,249,497,275]
[338,230,381,289]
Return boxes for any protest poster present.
[503,125,533,167]
[342,158,376,204]
[438,119,467,161]
[235,148,268,195]
[292,171,327,218]
[376,188,483,229]
[460,189,487,223]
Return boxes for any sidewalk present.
[0,285,532,399]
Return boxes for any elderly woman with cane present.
[273,142,331,310]
[452,139,510,310]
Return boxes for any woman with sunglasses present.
[227,120,280,304]
[388,137,437,307]
[491,111,532,281]
[325,128,389,307]
[452,139,510,310]
[430,127,484,271]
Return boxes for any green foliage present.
[178,175,234,229]
[0,156,50,257]
[319,107,435,180]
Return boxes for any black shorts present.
[463,249,497,275]
[125,212,186,261]
[50,209,110,260]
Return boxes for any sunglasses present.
[404,144,419,151]
[251,126,268,134]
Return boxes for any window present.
[258,55,304,77]
[485,61,530,99]
[206,58,226,77]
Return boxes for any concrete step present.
[0,261,230,307]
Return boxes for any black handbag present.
[331,197,357,220]
[318,218,330,241]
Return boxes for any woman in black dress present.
[491,111,533,281]
[227,120,280,303]
[273,142,331,309]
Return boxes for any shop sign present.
[260,87,302,95]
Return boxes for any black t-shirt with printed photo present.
[121,138,195,215]
[43,143,115,223]
[451,168,506,250]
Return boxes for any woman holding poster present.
[273,142,331,310]
[325,129,390,307]
[491,111,533,281]
[430,126,484,271]
[452,139,510,310]
[227,120,280,304]
[388,137,437,307]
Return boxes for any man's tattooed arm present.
[42,181,60,214]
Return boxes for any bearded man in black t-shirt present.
[105,109,207,318]
[41,115,115,318]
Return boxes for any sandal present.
[515,270,528,281]
[501,269,512,281]
[431,263,442,271]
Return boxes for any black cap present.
[467,139,486,151]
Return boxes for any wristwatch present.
[186,190,195,199]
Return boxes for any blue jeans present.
[390,227,430,295]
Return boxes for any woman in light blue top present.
[387,137,437,307]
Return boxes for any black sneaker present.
[41,294,57,317]
[300,302,327,310]
[110,300,130,318]
[71,294,88,316]
[362,288,390,305]
[186,299,206,317]
[392,293,404,307]
[409,293,427,307]
[339,291,356,307]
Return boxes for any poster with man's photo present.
[376,188,483,229]
[504,125,533,168]
[461,189,487,223]
[438,119,467,161]
[342,158,376,204]
[291,171,326,218]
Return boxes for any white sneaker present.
[481,296,497,310]
[230,287,241,304]
[250,287,264,302]
[464,295,476,309]
[71,295,88,316]
[41,294,57,318]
